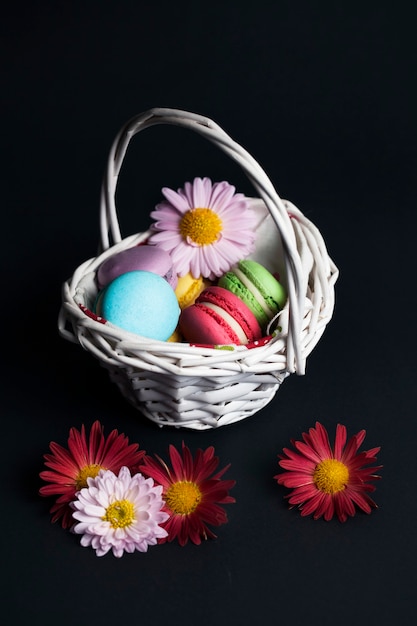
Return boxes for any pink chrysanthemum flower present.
[39,421,145,529]
[71,467,169,557]
[274,422,382,522]
[148,177,257,280]
[140,442,236,546]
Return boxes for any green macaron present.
[218,259,286,330]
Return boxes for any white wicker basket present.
[58,107,338,430]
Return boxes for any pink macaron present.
[179,286,262,346]
[96,244,177,290]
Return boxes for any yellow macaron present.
[174,272,211,309]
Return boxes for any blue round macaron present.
[99,270,180,341]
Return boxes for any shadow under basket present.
[58,108,339,430]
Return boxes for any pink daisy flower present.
[148,177,257,280]
[274,422,382,522]
[140,442,236,546]
[72,467,169,557]
[39,421,145,529]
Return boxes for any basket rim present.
[59,197,338,379]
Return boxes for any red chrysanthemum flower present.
[39,421,146,529]
[140,442,236,546]
[274,422,382,522]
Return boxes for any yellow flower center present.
[313,459,349,494]
[102,500,135,528]
[179,208,223,245]
[165,481,202,515]
[75,464,103,491]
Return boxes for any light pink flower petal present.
[192,177,210,207]
[83,503,106,517]
[171,244,194,276]
[209,182,237,211]
[151,202,181,218]
[161,187,190,213]
[150,216,181,231]
[216,199,251,218]
[189,254,205,281]
[182,181,195,207]
[148,230,181,244]
[80,534,94,548]
[200,245,224,277]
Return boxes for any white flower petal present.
[80,534,93,547]
[83,504,106,517]
[73,521,90,534]
[73,468,167,557]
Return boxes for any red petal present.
[293,440,322,464]
[309,422,333,459]
[169,444,185,480]
[334,424,347,460]
[342,430,367,462]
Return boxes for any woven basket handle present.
[99,107,305,373]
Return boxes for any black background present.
[2,2,416,625]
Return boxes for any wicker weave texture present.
[59,108,338,429]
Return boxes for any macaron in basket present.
[89,182,288,349]
[59,107,338,430]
